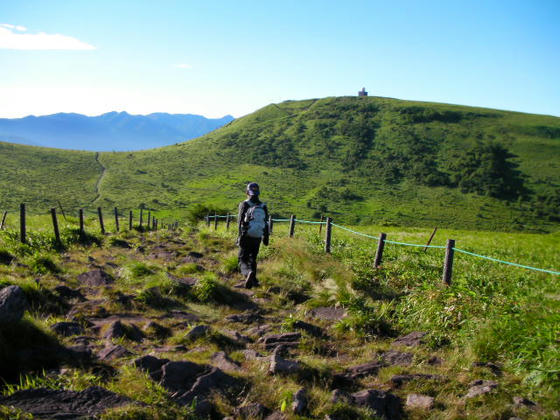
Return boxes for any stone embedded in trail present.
[259,332,301,351]
[0,386,132,418]
[134,355,169,381]
[220,328,252,346]
[163,310,200,323]
[428,356,443,365]
[51,322,83,337]
[161,361,208,392]
[351,389,403,420]
[175,366,239,406]
[269,347,301,375]
[242,349,264,360]
[183,251,204,263]
[211,351,241,371]
[98,344,132,361]
[226,310,263,324]
[292,320,325,337]
[54,285,86,301]
[264,412,288,420]
[465,379,498,399]
[103,320,144,342]
[0,285,27,325]
[406,393,435,409]
[236,403,270,419]
[380,349,413,366]
[78,269,114,287]
[392,331,427,347]
[246,324,272,337]
[143,321,171,339]
[472,361,502,375]
[186,324,210,340]
[308,306,347,321]
[292,388,308,414]
[391,373,442,388]
[166,272,198,291]
[333,361,385,385]
[331,389,351,404]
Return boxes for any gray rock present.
[331,389,351,404]
[308,306,347,321]
[465,380,498,399]
[134,355,169,381]
[351,389,402,419]
[380,349,413,366]
[427,356,443,365]
[176,367,238,405]
[77,269,114,287]
[98,344,132,361]
[334,361,385,385]
[186,324,210,340]
[0,386,132,418]
[0,285,27,325]
[54,285,86,301]
[51,322,83,337]
[391,373,442,388]
[236,403,270,419]
[292,388,307,415]
[392,331,427,347]
[260,332,301,350]
[161,361,207,392]
[264,412,287,420]
[269,348,301,375]
[226,311,263,324]
[246,324,272,337]
[406,393,434,409]
[211,351,241,371]
[220,328,252,345]
[293,320,325,337]
[242,349,263,360]
[472,361,502,375]
[512,396,537,408]
[143,321,171,339]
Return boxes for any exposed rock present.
[351,389,402,420]
[226,311,263,324]
[406,393,434,409]
[0,386,132,418]
[0,250,14,265]
[54,285,86,301]
[392,331,427,347]
[236,403,270,419]
[143,321,171,339]
[186,324,210,340]
[308,306,347,321]
[51,322,83,337]
[293,320,325,337]
[166,272,198,292]
[269,347,301,375]
[465,380,498,399]
[152,345,187,353]
[164,310,200,323]
[242,349,264,360]
[259,332,301,350]
[175,367,238,406]
[103,320,144,342]
[427,356,443,365]
[391,374,442,388]
[77,269,114,287]
[0,285,27,325]
[264,411,287,420]
[220,328,252,346]
[149,251,177,260]
[334,361,385,385]
[98,344,132,361]
[512,396,537,408]
[472,361,502,375]
[161,361,208,392]
[380,350,413,366]
[211,351,241,371]
[246,324,272,337]
[292,388,307,415]
[110,239,131,248]
[134,355,169,381]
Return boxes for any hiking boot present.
[245,271,256,288]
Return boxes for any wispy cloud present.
[0,23,95,50]
[175,63,192,69]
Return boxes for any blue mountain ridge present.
[0,111,234,151]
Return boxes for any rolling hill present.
[0,112,234,151]
[0,96,559,232]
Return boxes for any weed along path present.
[0,225,556,419]
[92,152,107,205]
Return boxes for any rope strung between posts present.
[332,223,380,240]
[295,219,327,225]
[453,247,560,275]
[384,239,446,249]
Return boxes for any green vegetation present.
[0,96,559,232]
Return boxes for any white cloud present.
[0,24,95,50]
[175,63,192,69]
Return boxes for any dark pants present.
[238,235,261,277]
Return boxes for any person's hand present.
[262,236,269,246]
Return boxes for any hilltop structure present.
[358,87,368,97]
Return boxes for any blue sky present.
[1,0,559,118]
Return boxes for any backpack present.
[244,201,267,238]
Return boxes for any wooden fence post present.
[226,214,231,230]
[57,200,67,221]
[50,208,61,245]
[0,211,7,230]
[374,233,387,268]
[268,215,273,235]
[79,209,84,235]
[147,212,151,230]
[20,203,26,244]
[97,207,105,234]
[442,239,455,285]
[325,217,332,253]
[424,227,438,252]
[129,211,133,230]
[114,207,119,232]
[139,209,143,228]
[319,215,324,234]
[214,212,218,230]
[289,214,296,238]
[206,214,210,227]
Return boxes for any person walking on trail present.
[237,182,269,288]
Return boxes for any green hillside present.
[1,96,559,232]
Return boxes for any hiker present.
[237,182,269,288]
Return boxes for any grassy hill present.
[1,96,559,232]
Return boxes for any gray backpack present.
[244,201,266,238]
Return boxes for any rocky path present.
[0,229,545,419]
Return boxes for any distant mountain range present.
[0,112,234,151]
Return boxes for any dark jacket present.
[237,198,269,241]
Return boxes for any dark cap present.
[246,182,260,196]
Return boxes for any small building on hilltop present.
[358,87,368,97]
